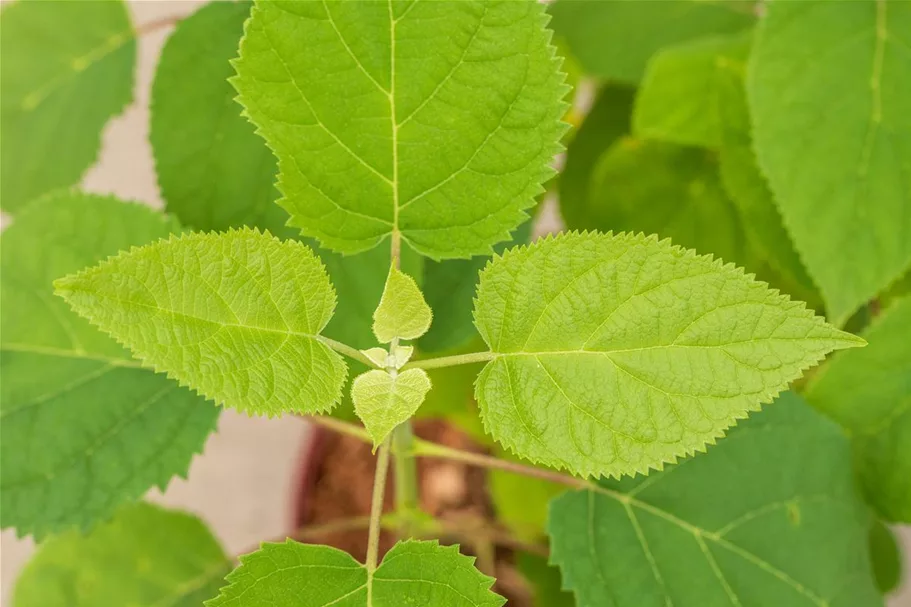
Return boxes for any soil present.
[293,419,534,605]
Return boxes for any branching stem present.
[403,350,495,370]
[316,335,375,367]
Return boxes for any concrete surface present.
[1,1,908,605]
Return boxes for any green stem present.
[403,350,495,371]
[316,335,374,367]
[392,422,420,536]
[366,439,392,596]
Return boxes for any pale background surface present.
[0,1,908,605]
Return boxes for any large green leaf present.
[0,0,135,213]
[206,539,504,607]
[231,0,567,258]
[472,232,863,477]
[0,192,218,539]
[150,0,291,238]
[55,228,348,417]
[12,502,230,607]
[547,0,754,83]
[806,297,911,522]
[548,394,882,607]
[747,0,911,325]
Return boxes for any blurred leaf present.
[1,0,135,212]
[869,519,903,595]
[516,553,575,607]
[806,297,911,522]
[12,502,229,607]
[548,0,754,83]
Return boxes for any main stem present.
[366,439,392,596]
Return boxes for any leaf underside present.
[0,0,135,213]
[548,394,882,607]
[473,231,863,477]
[747,0,911,324]
[231,0,568,258]
[12,502,230,607]
[54,228,348,417]
[206,539,504,607]
[0,192,218,540]
[807,296,911,522]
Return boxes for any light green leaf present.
[558,84,636,230]
[869,520,903,595]
[420,220,532,353]
[231,0,567,259]
[747,0,911,325]
[548,394,882,607]
[12,502,230,607]
[0,0,135,213]
[54,228,348,417]
[352,368,432,445]
[548,0,754,83]
[568,137,756,271]
[206,539,504,607]
[634,34,750,148]
[806,297,911,522]
[373,267,432,344]
[0,192,218,539]
[473,231,863,477]
[150,0,292,238]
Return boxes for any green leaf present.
[806,297,911,522]
[231,0,567,259]
[548,394,882,607]
[515,553,575,607]
[352,368,432,445]
[714,49,821,309]
[566,137,756,272]
[420,220,532,353]
[869,520,903,595]
[12,502,230,607]
[54,228,348,417]
[373,267,432,343]
[747,0,911,325]
[473,231,863,477]
[0,192,218,539]
[150,0,292,238]
[206,539,504,607]
[0,0,135,213]
[547,0,754,83]
[558,85,635,230]
[634,34,750,148]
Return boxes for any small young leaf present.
[12,502,230,607]
[806,296,911,522]
[54,228,348,417]
[548,0,754,83]
[748,0,911,325]
[548,394,882,606]
[232,0,567,258]
[473,231,863,477]
[0,192,218,539]
[0,0,135,213]
[352,368,432,445]
[634,34,750,148]
[373,267,432,344]
[206,539,504,607]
